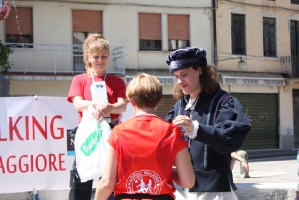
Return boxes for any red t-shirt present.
[67,74,126,123]
[108,115,187,199]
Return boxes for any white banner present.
[0,96,134,193]
[0,96,78,193]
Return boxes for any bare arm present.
[231,152,244,162]
[172,147,195,188]
[94,144,118,200]
[231,152,249,175]
[109,97,127,114]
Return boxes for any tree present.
[0,40,13,76]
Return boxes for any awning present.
[220,72,285,86]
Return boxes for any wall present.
[2,0,213,96]
[216,0,299,73]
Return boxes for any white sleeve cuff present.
[185,120,199,139]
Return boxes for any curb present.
[235,187,297,200]
[247,149,297,160]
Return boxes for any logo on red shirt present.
[126,170,162,195]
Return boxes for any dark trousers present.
[69,179,93,200]
[68,159,114,200]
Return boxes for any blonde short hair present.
[83,33,109,75]
[126,73,162,108]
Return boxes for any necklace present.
[185,94,199,111]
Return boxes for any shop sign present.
[223,77,285,86]
[126,76,175,85]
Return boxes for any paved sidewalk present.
[233,154,298,200]
[175,151,299,200]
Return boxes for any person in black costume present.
[165,47,251,200]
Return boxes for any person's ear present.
[157,99,162,107]
[127,97,136,106]
[197,68,202,75]
[87,54,91,63]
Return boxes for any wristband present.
[241,159,247,163]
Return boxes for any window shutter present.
[5,7,32,34]
[263,17,276,57]
[168,14,189,40]
[72,10,102,33]
[139,13,161,40]
[269,19,276,56]
[297,21,299,57]
[290,20,299,76]
[263,18,269,55]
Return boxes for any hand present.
[172,115,194,133]
[93,102,112,121]
[241,161,250,177]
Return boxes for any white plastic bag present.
[74,106,111,182]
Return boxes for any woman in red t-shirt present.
[67,34,127,200]
[94,73,195,200]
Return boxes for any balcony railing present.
[280,55,299,78]
[5,43,125,76]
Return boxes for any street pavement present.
[233,155,298,200]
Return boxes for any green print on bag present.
[80,122,102,156]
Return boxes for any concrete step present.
[247,149,298,160]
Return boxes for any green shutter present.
[156,95,177,119]
[232,93,279,150]
[293,89,299,148]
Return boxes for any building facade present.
[215,0,299,150]
[1,0,213,119]
[4,0,299,150]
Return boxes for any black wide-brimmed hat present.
[166,47,207,74]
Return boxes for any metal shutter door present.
[232,93,279,150]
[293,89,299,148]
[156,95,177,119]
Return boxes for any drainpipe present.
[212,0,218,71]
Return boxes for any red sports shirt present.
[67,74,126,123]
[108,115,187,199]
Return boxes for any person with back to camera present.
[67,33,127,200]
[164,47,251,200]
[94,73,195,200]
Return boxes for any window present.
[291,0,299,4]
[139,40,161,50]
[263,17,276,57]
[139,13,161,51]
[72,10,102,71]
[6,34,32,43]
[290,20,299,75]
[5,7,33,47]
[168,14,190,51]
[231,14,246,55]
[168,40,189,50]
